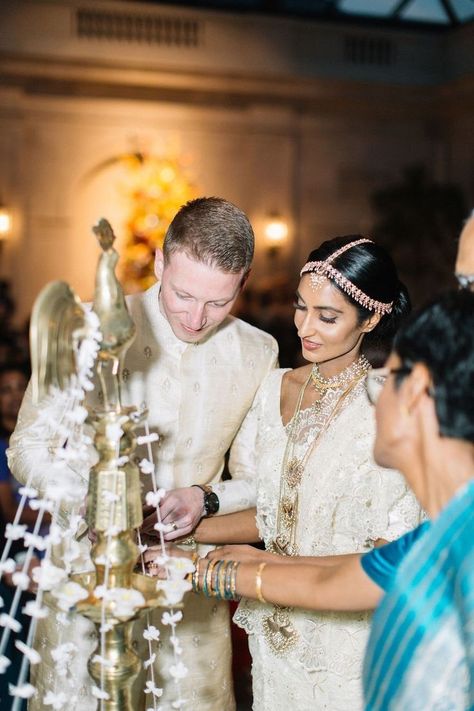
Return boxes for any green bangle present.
[213,560,225,600]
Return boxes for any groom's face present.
[154,249,245,343]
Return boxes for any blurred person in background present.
[0,362,39,710]
[455,210,474,291]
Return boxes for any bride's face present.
[294,275,373,367]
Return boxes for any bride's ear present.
[361,313,381,334]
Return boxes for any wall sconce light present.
[0,205,12,239]
[264,213,289,258]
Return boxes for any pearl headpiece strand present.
[300,238,393,315]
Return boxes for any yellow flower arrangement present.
[119,153,197,293]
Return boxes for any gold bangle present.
[230,561,240,600]
[255,562,267,603]
[206,559,218,597]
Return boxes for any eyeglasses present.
[455,273,474,291]
[365,366,412,405]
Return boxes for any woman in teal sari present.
[361,290,474,709]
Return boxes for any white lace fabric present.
[235,369,424,710]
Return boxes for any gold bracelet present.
[206,559,218,597]
[255,562,267,603]
[230,561,240,600]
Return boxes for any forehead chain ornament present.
[300,238,393,316]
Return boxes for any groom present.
[8,196,278,710]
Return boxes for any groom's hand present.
[141,486,204,541]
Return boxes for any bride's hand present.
[141,543,195,577]
[206,544,274,564]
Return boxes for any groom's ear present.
[154,249,164,280]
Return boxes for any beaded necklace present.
[310,353,370,394]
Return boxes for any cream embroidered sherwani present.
[8,282,278,711]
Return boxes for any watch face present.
[204,491,220,515]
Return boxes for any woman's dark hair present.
[305,235,411,364]
[393,290,474,443]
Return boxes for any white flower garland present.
[0,304,191,710]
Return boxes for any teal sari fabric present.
[362,481,474,710]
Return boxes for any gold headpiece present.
[300,238,393,315]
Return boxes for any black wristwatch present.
[192,484,220,517]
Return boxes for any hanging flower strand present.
[136,419,191,709]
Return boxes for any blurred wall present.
[0,0,472,321]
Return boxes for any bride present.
[148,235,424,710]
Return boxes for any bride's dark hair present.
[305,235,411,363]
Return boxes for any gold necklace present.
[311,354,370,394]
[262,363,368,657]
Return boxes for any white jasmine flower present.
[0,558,16,574]
[29,498,53,513]
[161,610,183,626]
[153,522,174,534]
[165,557,195,580]
[5,523,27,540]
[43,690,68,709]
[145,489,166,508]
[156,579,191,606]
[139,458,154,475]
[114,456,129,466]
[169,661,188,680]
[51,581,89,611]
[32,560,67,590]
[170,635,182,655]
[144,680,163,698]
[51,642,78,671]
[94,585,107,599]
[172,700,188,709]
[143,625,160,641]
[18,486,38,498]
[23,532,48,551]
[91,654,114,669]
[12,571,30,590]
[66,405,88,425]
[138,543,148,555]
[9,683,36,698]
[106,588,145,617]
[91,686,110,700]
[0,613,22,632]
[143,652,156,670]
[23,601,48,619]
[0,655,11,673]
[137,433,159,446]
[15,640,41,665]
